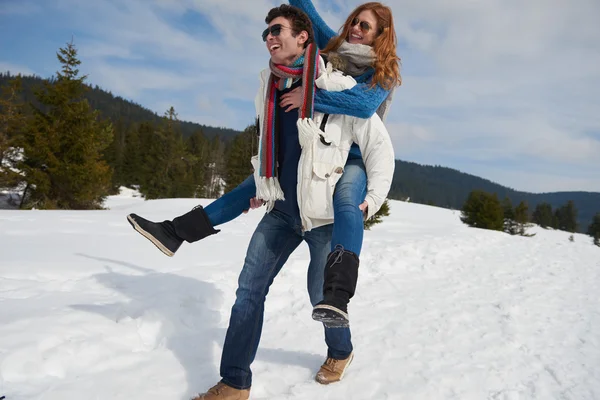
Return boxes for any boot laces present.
[322,357,340,373]
[328,244,345,265]
[207,382,227,395]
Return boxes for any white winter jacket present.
[252,55,395,232]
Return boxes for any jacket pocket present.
[304,162,344,219]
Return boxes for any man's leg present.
[219,210,302,390]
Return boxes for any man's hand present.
[358,201,368,217]
[243,197,266,214]
[279,87,302,112]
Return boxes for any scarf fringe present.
[255,176,285,202]
[297,118,320,149]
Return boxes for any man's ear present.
[297,30,309,46]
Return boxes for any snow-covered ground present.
[1,189,599,399]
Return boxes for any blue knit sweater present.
[289,0,391,119]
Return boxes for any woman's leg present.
[127,174,257,256]
[204,174,257,227]
[330,158,368,255]
[312,157,367,327]
[305,222,354,364]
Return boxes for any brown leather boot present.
[191,382,250,400]
[315,352,354,385]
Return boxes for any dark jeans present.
[219,209,353,390]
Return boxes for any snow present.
[1,189,599,399]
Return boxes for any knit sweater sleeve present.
[314,82,391,119]
[289,0,337,50]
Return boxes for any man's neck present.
[278,49,305,67]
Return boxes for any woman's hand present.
[279,87,302,112]
[359,201,368,218]
[243,197,265,214]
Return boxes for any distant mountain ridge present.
[389,160,599,232]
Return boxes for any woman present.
[127,1,401,327]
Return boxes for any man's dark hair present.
[265,5,314,48]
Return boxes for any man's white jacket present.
[252,55,396,232]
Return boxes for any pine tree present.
[514,201,532,236]
[103,117,129,192]
[186,129,209,197]
[588,213,600,247]
[138,107,193,199]
[461,190,504,231]
[224,123,258,193]
[532,202,554,229]
[502,197,517,235]
[205,135,226,198]
[19,41,113,209]
[122,122,148,188]
[555,200,578,233]
[364,199,390,230]
[0,75,26,189]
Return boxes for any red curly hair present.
[323,2,402,91]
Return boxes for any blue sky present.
[1,0,599,193]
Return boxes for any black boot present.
[312,246,359,328]
[127,206,219,257]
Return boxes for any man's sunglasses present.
[262,24,290,41]
[351,17,373,33]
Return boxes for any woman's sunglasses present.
[262,24,290,42]
[351,17,373,33]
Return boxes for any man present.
[193,6,354,399]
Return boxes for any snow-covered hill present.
[1,190,598,399]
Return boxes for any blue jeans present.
[204,158,368,256]
[204,174,257,227]
[331,157,367,256]
[219,209,353,390]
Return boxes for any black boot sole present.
[127,215,175,257]
[312,305,349,328]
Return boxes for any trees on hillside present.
[461,190,504,231]
[588,213,600,247]
[502,197,517,235]
[225,123,258,193]
[532,202,555,228]
[555,200,578,233]
[18,41,113,209]
[0,76,25,190]
[462,191,533,236]
[462,190,585,240]
[514,201,531,236]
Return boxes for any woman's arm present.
[289,0,337,49]
[351,116,396,219]
[314,82,391,119]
